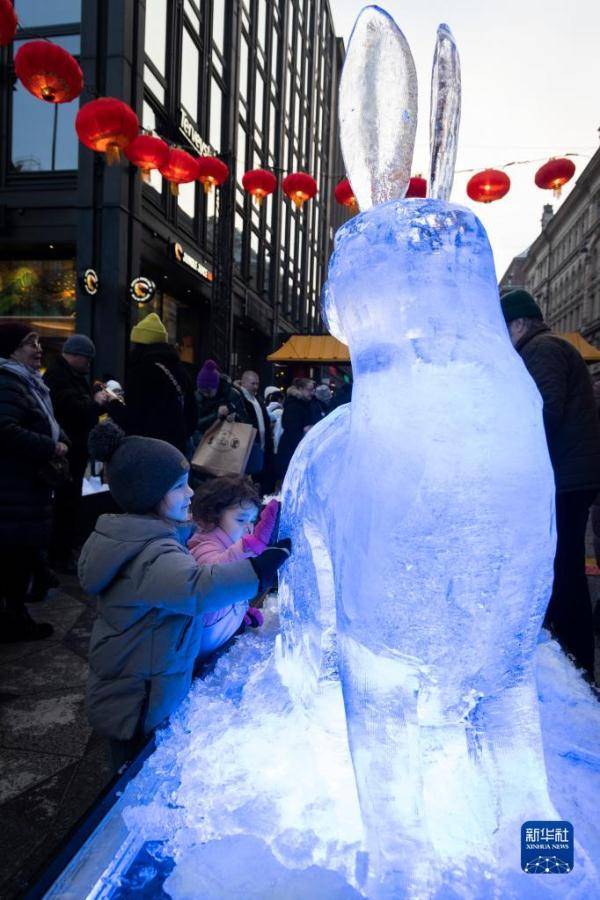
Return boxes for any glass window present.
[239,36,249,101]
[257,0,267,48]
[11,37,80,172]
[0,258,76,319]
[181,28,199,119]
[15,0,81,27]
[271,30,279,82]
[250,230,260,284]
[254,76,264,132]
[234,212,244,265]
[178,181,196,218]
[213,0,225,53]
[142,102,163,194]
[144,65,165,103]
[145,0,167,74]
[210,78,222,151]
[236,126,247,185]
[184,0,200,32]
[206,188,217,248]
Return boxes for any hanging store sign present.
[81,268,99,296]
[171,241,213,282]
[130,276,156,304]
[178,108,213,157]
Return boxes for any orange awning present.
[267,334,350,363]
[555,332,600,362]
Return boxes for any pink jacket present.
[188,527,256,659]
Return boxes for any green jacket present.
[79,514,258,740]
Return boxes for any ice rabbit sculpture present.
[278,6,558,894]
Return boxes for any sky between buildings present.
[328,0,600,279]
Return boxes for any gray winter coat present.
[79,514,258,740]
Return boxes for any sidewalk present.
[0,575,111,899]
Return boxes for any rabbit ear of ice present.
[429,23,461,201]
[339,6,418,210]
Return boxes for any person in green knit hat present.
[501,288,600,679]
[110,313,197,457]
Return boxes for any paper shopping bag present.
[192,420,257,477]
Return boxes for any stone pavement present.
[0,575,111,899]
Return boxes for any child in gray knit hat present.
[79,421,290,771]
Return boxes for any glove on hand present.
[249,538,291,593]
[242,499,280,555]
[243,607,264,628]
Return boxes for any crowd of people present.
[1,287,598,768]
[0,312,346,647]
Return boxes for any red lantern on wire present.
[466,169,510,203]
[406,175,427,198]
[535,157,575,198]
[159,147,198,195]
[196,156,229,193]
[14,40,83,103]
[125,134,169,181]
[242,169,277,205]
[75,97,139,164]
[0,0,17,47]
[334,178,357,212]
[283,172,317,208]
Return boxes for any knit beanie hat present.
[0,322,34,358]
[130,313,168,345]
[88,421,189,514]
[500,290,543,324]
[196,359,220,391]
[63,333,96,358]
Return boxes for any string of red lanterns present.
[1,21,580,210]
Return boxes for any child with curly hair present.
[189,476,280,659]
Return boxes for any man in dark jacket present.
[233,370,275,489]
[502,289,600,677]
[44,334,110,568]
[110,313,197,457]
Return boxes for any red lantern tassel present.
[105,144,121,165]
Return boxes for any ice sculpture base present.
[119,602,599,899]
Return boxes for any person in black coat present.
[110,314,197,457]
[194,361,239,442]
[234,370,275,490]
[44,334,111,567]
[502,289,600,678]
[0,323,69,642]
[275,378,317,480]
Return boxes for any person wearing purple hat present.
[0,323,70,642]
[194,360,241,445]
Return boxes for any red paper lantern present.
[14,40,83,103]
[125,134,169,181]
[0,0,17,47]
[406,175,427,198]
[76,97,139,164]
[334,178,357,211]
[466,169,510,204]
[534,157,575,198]
[242,169,277,204]
[283,172,318,208]
[196,156,229,193]
[159,148,198,195]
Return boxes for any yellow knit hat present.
[130,313,168,345]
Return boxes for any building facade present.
[523,147,600,343]
[0,0,346,381]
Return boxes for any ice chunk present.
[429,23,461,200]
[339,6,417,210]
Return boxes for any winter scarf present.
[0,358,61,442]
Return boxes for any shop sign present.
[81,268,99,296]
[171,242,213,281]
[130,276,156,304]
[178,108,213,157]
